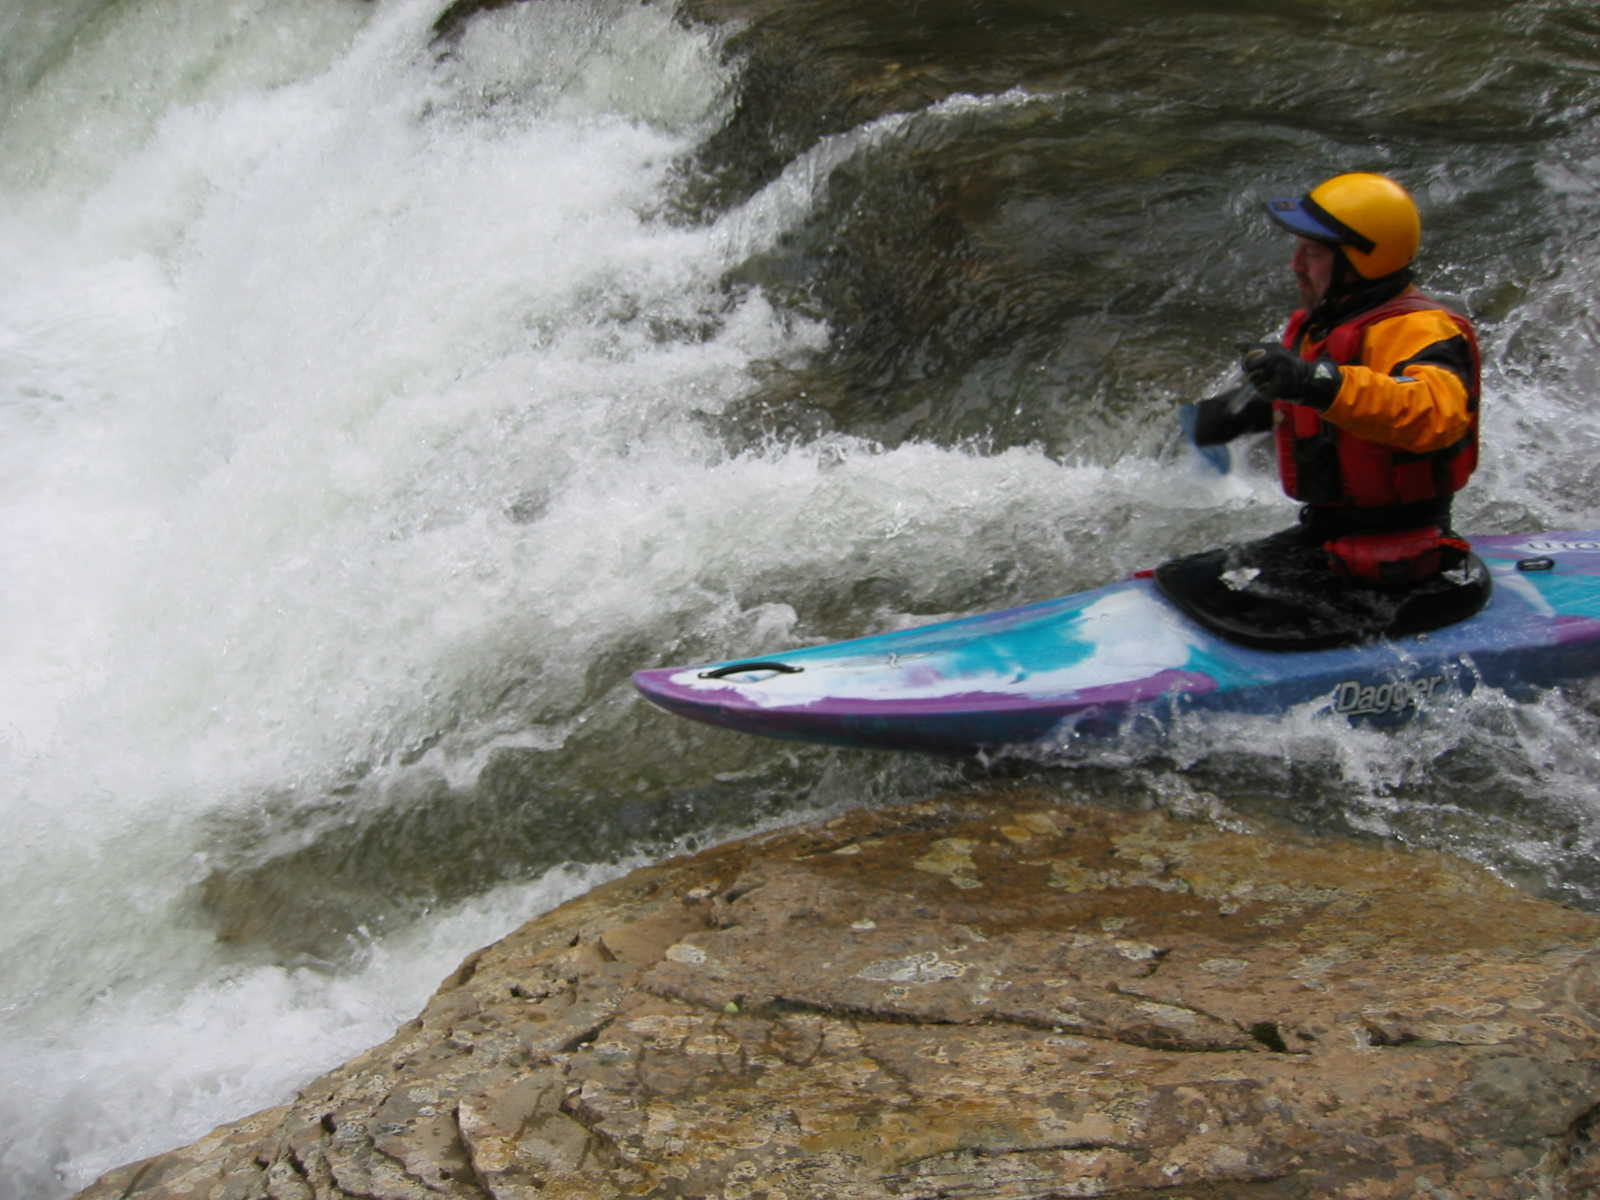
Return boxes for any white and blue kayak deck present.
[632,531,1600,755]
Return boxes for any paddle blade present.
[1179,403,1231,474]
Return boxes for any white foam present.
[0,2,792,1195]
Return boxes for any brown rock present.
[76,794,1600,1199]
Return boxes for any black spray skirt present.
[1153,525,1492,651]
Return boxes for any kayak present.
[631,530,1600,755]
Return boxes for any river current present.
[3,0,1599,1193]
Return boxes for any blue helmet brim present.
[1264,194,1378,256]
[1264,196,1343,243]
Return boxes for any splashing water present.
[0,0,811,1190]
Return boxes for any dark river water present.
[3,0,1599,1194]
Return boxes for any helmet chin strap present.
[1328,248,1366,294]
[1307,257,1415,335]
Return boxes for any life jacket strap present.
[1322,527,1471,588]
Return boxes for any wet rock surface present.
[79,793,1600,1198]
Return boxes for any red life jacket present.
[1274,291,1481,508]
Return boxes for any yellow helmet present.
[1265,172,1421,279]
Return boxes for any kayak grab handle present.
[698,660,804,680]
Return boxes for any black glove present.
[1189,384,1272,446]
[1239,342,1341,409]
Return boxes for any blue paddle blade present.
[1179,403,1231,474]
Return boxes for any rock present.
[76,793,1600,1199]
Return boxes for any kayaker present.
[1157,171,1491,649]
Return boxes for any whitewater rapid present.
[0,1,1162,1191]
[0,0,783,1190]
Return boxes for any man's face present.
[1291,236,1337,306]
